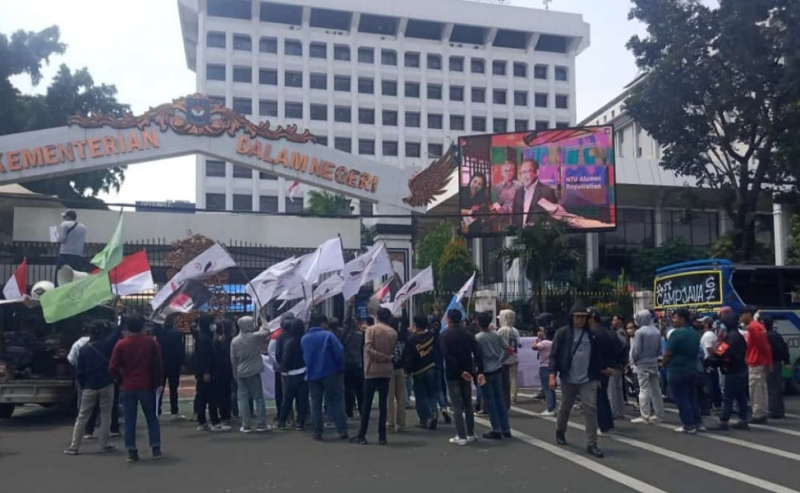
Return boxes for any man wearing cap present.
[56,210,88,285]
[741,306,772,424]
[550,301,604,458]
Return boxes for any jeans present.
[609,368,626,419]
[448,379,475,440]
[539,367,556,412]
[501,365,512,410]
[767,360,785,418]
[387,368,407,430]
[344,367,364,418]
[635,368,664,420]
[482,370,510,434]
[274,371,283,419]
[413,368,440,423]
[474,381,483,409]
[668,372,701,429]
[720,369,749,423]
[121,389,161,451]
[69,385,114,451]
[195,379,220,426]
[278,373,308,428]
[159,370,181,416]
[749,365,769,420]
[702,370,722,411]
[558,381,598,447]
[237,374,266,430]
[597,374,614,432]
[311,373,347,437]
[438,368,449,409]
[358,377,389,440]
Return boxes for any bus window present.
[783,269,800,309]
[731,268,783,308]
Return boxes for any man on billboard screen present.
[458,127,617,237]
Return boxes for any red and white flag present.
[1,258,27,304]
[287,180,305,201]
[107,251,154,296]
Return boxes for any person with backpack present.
[708,314,750,431]
[763,314,789,419]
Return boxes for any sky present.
[0,0,647,205]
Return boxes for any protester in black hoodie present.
[194,315,220,431]
[709,314,750,430]
[155,316,185,420]
[212,319,234,430]
[276,318,309,431]
[587,307,618,435]
[402,315,439,429]
[764,315,789,419]
[440,309,485,445]
[339,318,364,419]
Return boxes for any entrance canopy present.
[0,94,456,213]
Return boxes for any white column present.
[774,202,788,266]
[654,206,665,246]
[586,232,599,276]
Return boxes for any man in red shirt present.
[109,314,164,462]
[740,306,772,424]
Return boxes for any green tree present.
[499,221,580,313]
[437,238,477,295]
[304,190,352,216]
[625,0,800,261]
[1,26,131,201]
[414,221,453,275]
[788,213,800,265]
[632,238,701,288]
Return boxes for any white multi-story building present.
[178,0,590,215]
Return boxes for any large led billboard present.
[458,126,617,237]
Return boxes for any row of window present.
[206,32,569,80]
[206,193,305,214]
[211,66,569,108]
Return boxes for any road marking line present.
[511,404,800,493]
[783,413,800,419]
[658,407,800,440]
[472,416,671,493]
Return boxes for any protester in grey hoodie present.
[629,310,664,424]
[230,316,271,433]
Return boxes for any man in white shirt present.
[699,316,722,413]
[56,210,88,286]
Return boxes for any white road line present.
[783,413,800,419]
[658,407,800,440]
[471,415,671,493]
[510,404,800,493]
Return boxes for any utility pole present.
[543,0,552,10]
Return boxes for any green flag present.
[91,213,124,271]
[40,272,113,323]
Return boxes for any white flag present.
[383,266,434,315]
[246,256,305,308]
[150,243,236,310]
[456,272,476,303]
[341,243,393,300]
[297,238,344,284]
[311,274,343,306]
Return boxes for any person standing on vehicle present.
[64,321,121,455]
[497,309,520,408]
[109,314,163,462]
[741,306,772,424]
[629,310,664,424]
[664,309,702,434]
[550,301,604,458]
[762,315,789,419]
[55,210,88,284]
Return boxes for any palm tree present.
[499,220,580,314]
[305,190,352,216]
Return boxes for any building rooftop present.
[178,0,590,70]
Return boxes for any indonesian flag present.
[1,258,27,303]
[106,251,154,296]
[287,180,305,201]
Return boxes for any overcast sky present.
[0,0,647,205]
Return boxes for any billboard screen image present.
[458,126,617,237]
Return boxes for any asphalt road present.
[3,392,800,493]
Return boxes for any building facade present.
[178,0,590,214]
